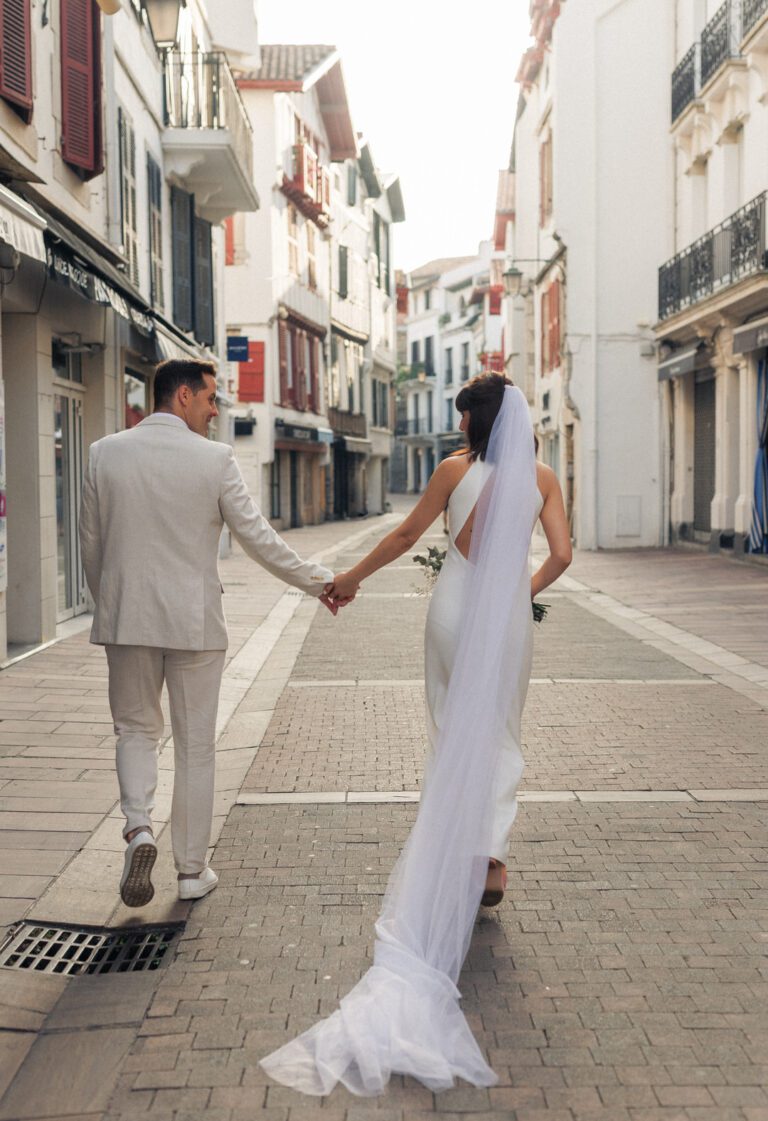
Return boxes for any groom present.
[80,358,338,907]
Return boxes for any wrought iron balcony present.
[162,52,258,222]
[658,192,768,321]
[701,1,740,87]
[327,407,367,438]
[396,417,432,437]
[743,0,768,37]
[671,44,698,122]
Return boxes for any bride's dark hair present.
[455,373,515,461]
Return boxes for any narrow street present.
[1,508,767,1121]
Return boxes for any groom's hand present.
[327,571,360,605]
[319,584,339,616]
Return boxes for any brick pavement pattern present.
[1,508,768,1121]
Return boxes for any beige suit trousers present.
[105,645,226,874]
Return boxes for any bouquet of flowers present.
[413,548,549,622]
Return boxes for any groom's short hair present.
[153,359,217,409]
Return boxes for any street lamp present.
[502,265,525,299]
[144,0,185,48]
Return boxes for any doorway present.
[54,393,86,621]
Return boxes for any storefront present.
[659,344,716,544]
[273,420,332,528]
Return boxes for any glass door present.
[54,393,86,621]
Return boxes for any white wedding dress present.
[424,457,544,863]
[261,387,540,1096]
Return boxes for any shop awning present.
[733,314,768,355]
[0,185,46,263]
[657,345,713,381]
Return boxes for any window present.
[193,216,214,346]
[60,0,103,178]
[118,108,139,287]
[540,279,561,372]
[445,348,453,385]
[278,320,322,410]
[424,336,434,375]
[124,370,148,429]
[171,186,193,332]
[461,341,470,380]
[426,390,433,433]
[271,453,281,520]
[424,288,431,310]
[147,153,163,309]
[445,397,454,431]
[287,205,299,275]
[306,222,317,290]
[379,381,389,428]
[411,339,420,366]
[329,333,340,407]
[52,340,82,383]
[347,163,357,206]
[338,244,348,299]
[238,342,265,403]
[539,132,553,226]
[0,0,33,121]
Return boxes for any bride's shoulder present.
[535,460,558,492]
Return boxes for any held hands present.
[318,572,360,615]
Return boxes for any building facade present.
[397,247,504,492]
[226,49,403,528]
[506,0,674,549]
[656,0,768,556]
[0,0,258,665]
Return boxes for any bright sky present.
[258,0,532,274]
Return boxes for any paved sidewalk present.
[1,514,767,1121]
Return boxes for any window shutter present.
[238,341,265,403]
[61,0,103,177]
[308,337,319,412]
[278,321,289,405]
[171,186,194,332]
[0,0,33,120]
[489,285,502,315]
[294,328,307,410]
[194,215,214,346]
[224,216,235,266]
[551,279,561,369]
[338,245,348,299]
[347,163,357,206]
[147,152,164,310]
[540,290,548,371]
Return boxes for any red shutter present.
[238,342,265,403]
[61,0,103,177]
[550,279,561,369]
[0,0,33,120]
[294,329,307,410]
[224,216,235,266]
[540,290,547,371]
[308,337,319,412]
[278,321,289,405]
[489,285,503,315]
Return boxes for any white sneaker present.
[178,866,219,901]
[120,831,157,907]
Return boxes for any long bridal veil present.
[261,385,538,1096]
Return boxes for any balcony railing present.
[672,44,698,122]
[163,52,253,181]
[658,192,768,320]
[743,0,768,36]
[282,141,331,228]
[701,1,739,86]
[396,418,432,437]
[327,407,367,438]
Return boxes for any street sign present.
[227,336,249,362]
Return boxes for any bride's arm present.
[531,465,572,598]
[330,459,463,600]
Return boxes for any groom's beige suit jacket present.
[79,413,332,650]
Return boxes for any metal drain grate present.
[0,921,181,976]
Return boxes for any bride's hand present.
[329,571,360,604]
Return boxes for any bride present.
[261,374,572,1096]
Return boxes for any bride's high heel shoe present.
[481,859,507,907]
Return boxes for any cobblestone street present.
[1,507,767,1121]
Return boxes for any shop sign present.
[47,245,94,300]
[275,421,318,442]
[227,336,250,361]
